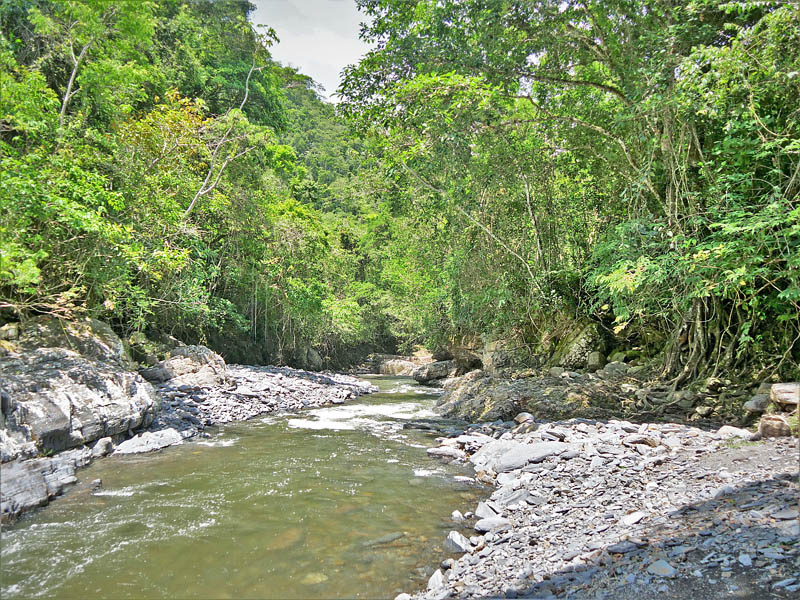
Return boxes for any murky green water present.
[1,376,484,599]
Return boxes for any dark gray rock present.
[0,448,90,523]
[0,347,159,460]
[413,360,457,383]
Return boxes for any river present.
[0,376,484,599]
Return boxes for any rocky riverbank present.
[409,415,799,600]
[0,317,376,523]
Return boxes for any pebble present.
[647,559,677,577]
[400,413,799,600]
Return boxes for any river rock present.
[427,569,445,591]
[647,559,677,577]
[716,425,754,440]
[113,428,183,455]
[139,345,226,389]
[758,414,792,438]
[475,501,499,519]
[413,360,457,383]
[91,437,114,458]
[474,516,511,533]
[744,394,770,413]
[13,316,133,367]
[587,351,606,373]
[427,446,466,460]
[554,322,603,370]
[770,382,799,407]
[471,439,566,473]
[380,358,417,376]
[444,530,472,553]
[494,441,566,472]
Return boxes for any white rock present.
[474,516,511,533]
[620,510,647,526]
[443,530,472,553]
[716,425,753,440]
[427,569,445,591]
[113,428,183,455]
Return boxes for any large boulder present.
[435,374,603,422]
[481,338,517,375]
[379,358,417,376]
[551,322,604,370]
[14,316,133,367]
[413,360,457,383]
[139,345,226,389]
[770,383,799,409]
[0,347,159,460]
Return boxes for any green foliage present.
[0,0,398,366]
[340,0,800,379]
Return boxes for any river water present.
[0,376,484,599]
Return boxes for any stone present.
[548,366,565,378]
[0,448,91,522]
[474,517,511,533]
[716,425,753,440]
[609,351,627,363]
[758,414,791,438]
[470,440,566,473]
[607,541,639,554]
[620,511,647,526]
[113,428,183,455]
[427,446,466,460]
[771,509,799,520]
[647,559,677,577]
[380,358,417,376]
[587,351,606,373]
[493,442,566,473]
[1,347,159,460]
[395,594,412,600]
[481,337,516,375]
[744,394,770,413]
[0,322,19,341]
[139,345,226,389]
[444,530,473,553]
[770,382,799,407]
[695,405,714,418]
[451,510,464,522]
[91,437,114,458]
[16,316,132,366]
[603,361,629,376]
[553,322,604,370]
[514,412,534,424]
[738,553,752,567]
[427,569,446,591]
[413,360,457,384]
[475,501,499,519]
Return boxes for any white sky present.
[250,0,371,101]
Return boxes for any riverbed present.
[0,376,483,599]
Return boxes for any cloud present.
[250,0,371,101]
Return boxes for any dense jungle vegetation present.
[1,0,798,382]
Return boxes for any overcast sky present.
[250,0,371,101]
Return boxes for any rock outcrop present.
[0,318,160,462]
[0,448,92,521]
